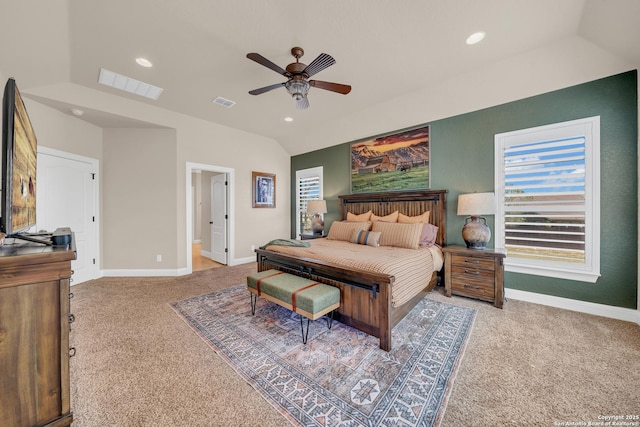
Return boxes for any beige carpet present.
[69,264,640,426]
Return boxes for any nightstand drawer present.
[451,264,496,282]
[450,254,495,271]
[450,276,495,301]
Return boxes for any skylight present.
[98,68,163,100]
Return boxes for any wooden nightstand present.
[299,233,325,240]
[443,245,506,308]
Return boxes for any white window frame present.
[295,166,323,237]
[494,116,600,283]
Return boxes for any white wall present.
[102,128,178,270]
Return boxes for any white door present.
[36,150,98,284]
[210,173,227,264]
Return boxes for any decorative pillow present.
[346,210,372,222]
[420,223,439,247]
[351,229,381,247]
[371,222,423,249]
[371,211,399,223]
[326,221,371,242]
[398,211,430,224]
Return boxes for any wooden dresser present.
[443,245,506,308]
[0,235,76,426]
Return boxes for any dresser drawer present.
[450,254,495,271]
[450,275,495,301]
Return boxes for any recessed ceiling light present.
[70,108,84,116]
[466,31,486,45]
[284,117,294,122]
[135,57,153,68]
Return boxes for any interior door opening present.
[186,163,234,274]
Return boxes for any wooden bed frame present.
[255,189,447,351]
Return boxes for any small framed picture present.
[252,171,276,208]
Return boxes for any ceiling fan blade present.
[302,53,335,77]
[297,96,309,110]
[309,80,351,95]
[246,53,287,76]
[248,82,285,95]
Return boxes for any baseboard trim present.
[230,256,255,266]
[103,268,188,277]
[505,288,640,325]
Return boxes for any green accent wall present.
[292,70,638,309]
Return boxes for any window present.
[295,167,323,237]
[494,117,600,282]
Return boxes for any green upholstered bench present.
[247,269,340,343]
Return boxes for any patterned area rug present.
[170,285,476,427]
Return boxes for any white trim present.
[186,162,235,273]
[102,268,189,277]
[505,288,640,325]
[505,263,600,283]
[233,256,256,265]
[495,116,600,282]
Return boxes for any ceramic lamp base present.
[311,214,325,235]
[462,216,491,249]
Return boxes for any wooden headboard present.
[338,190,448,247]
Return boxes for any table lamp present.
[306,200,327,235]
[457,192,495,249]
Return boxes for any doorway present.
[185,162,234,274]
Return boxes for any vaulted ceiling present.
[2,0,639,155]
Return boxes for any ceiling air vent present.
[213,96,236,108]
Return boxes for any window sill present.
[505,263,600,283]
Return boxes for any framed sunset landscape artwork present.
[350,125,430,193]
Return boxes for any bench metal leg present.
[250,293,258,315]
[300,315,311,344]
[300,311,336,344]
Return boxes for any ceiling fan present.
[247,47,351,110]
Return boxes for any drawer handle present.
[464,269,480,275]
[463,283,481,289]
[464,259,480,264]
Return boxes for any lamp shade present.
[457,192,495,216]
[306,200,327,214]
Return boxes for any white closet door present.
[37,150,98,284]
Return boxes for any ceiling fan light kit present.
[247,46,351,110]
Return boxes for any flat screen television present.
[1,78,39,239]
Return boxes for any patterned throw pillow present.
[326,221,372,242]
[398,211,430,224]
[346,210,372,222]
[372,222,423,249]
[371,211,399,223]
[420,223,439,247]
[351,229,381,247]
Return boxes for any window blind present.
[503,136,586,263]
